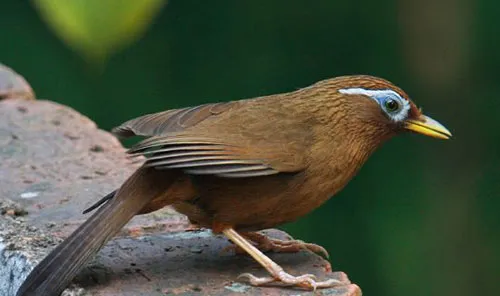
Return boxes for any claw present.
[272,239,330,258]
[245,232,330,258]
[238,273,276,285]
[238,270,341,290]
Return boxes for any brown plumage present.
[17,75,451,295]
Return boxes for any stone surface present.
[0,64,35,100]
[0,65,362,296]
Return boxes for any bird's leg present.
[242,231,329,258]
[222,231,329,258]
[222,228,343,289]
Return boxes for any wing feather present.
[113,100,308,178]
[184,164,270,175]
[218,169,278,178]
[113,102,234,138]
[145,156,253,168]
[138,145,226,156]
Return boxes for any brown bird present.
[16,75,451,296]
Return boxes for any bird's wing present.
[113,102,235,137]
[113,100,310,177]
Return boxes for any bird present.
[16,75,451,296]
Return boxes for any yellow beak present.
[404,115,452,140]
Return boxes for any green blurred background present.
[1,1,499,295]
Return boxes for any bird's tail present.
[17,167,179,296]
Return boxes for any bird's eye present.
[384,99,401,113]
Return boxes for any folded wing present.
[114,100,309,178]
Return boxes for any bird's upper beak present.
[404,115,452,140]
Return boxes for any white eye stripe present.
[338,87,411,122]
[338,88,400,97]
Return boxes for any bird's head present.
[325,75,452,140]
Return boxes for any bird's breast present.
[180,162,353,230]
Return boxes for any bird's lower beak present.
[404,115,452,140]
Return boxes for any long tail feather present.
[17,167,179,296]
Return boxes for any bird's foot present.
[243,232,329,258]
[222,228,342,290]
[238,271,343,290]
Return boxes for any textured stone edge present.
[0,63,35,100]
[0,242,32,296]
[0,214,57,296]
